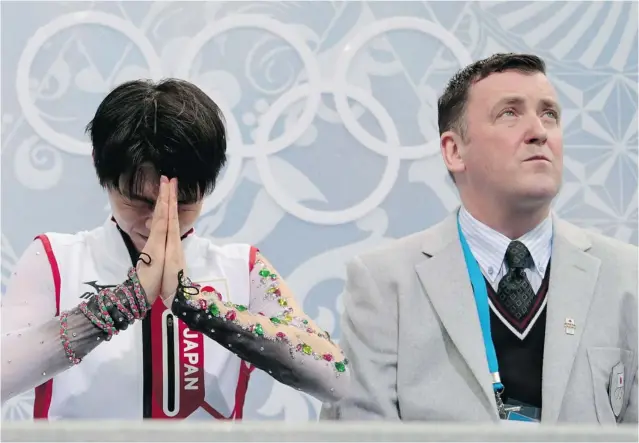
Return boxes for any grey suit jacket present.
[321,212,638,424]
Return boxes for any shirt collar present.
[458,206,553,282]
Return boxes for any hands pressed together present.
[55,175,350,402]
[136,175,187,308]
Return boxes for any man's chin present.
[515,184,560,209]
[517,174,560,197]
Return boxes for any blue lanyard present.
[456,218,504,394]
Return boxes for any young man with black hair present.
[2,79,349,420]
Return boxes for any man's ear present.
[440,131,466,176]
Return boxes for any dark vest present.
[487,265,551,408]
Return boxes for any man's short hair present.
[87,78,227,203]
[437,53,547,139]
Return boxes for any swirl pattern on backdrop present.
[2,1,637,421]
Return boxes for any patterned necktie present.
[496,241,536,321]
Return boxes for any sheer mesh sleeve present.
[1,240,107,403]
[171,249,350,403]
[247,251,350,401]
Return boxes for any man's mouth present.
[525,155,550,162]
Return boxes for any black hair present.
[87,78,227,203]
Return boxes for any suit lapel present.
[414,213,498,418]
[541,217,601,422]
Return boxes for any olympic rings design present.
[16,13,471,223]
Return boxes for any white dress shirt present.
[458,206,554,339]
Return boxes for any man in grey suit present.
[322,53,637,424]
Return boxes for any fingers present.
[166,178,184,260]
[161,178,184,305]
[143,176,169,253]
[168,178,180,242]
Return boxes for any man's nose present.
[524,116,548,146]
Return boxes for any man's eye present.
[544,110,559,119]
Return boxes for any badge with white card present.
[609,362,625,418]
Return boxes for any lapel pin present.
[564,317,576,335]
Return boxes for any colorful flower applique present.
[185,259,349,377]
